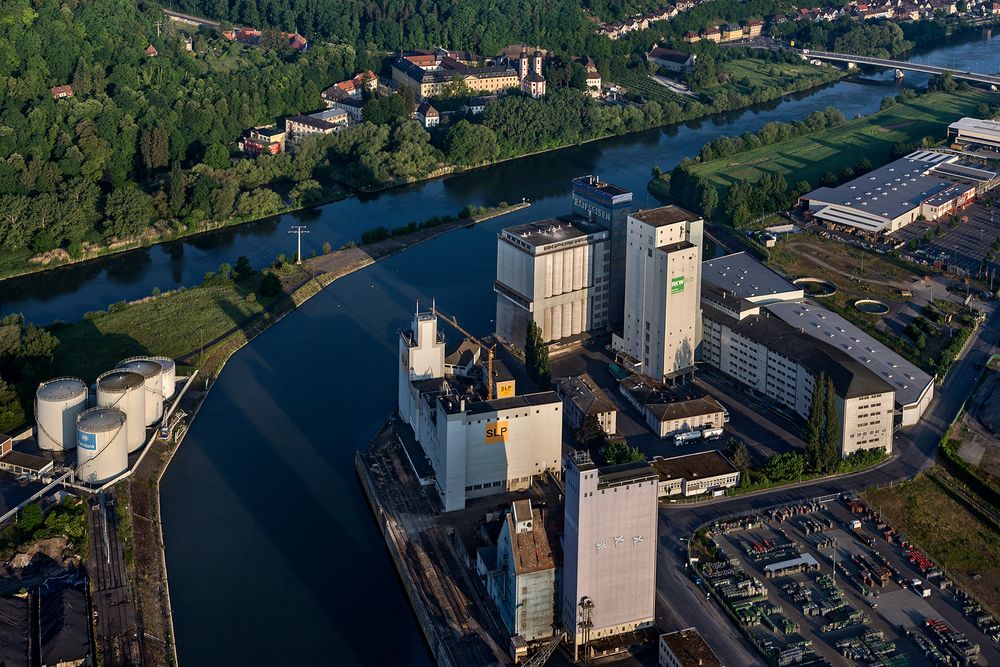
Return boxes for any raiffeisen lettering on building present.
[397,305,562,512]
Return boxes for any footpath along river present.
[156,33,1000,666]
[4,32,1000,325]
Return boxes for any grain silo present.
[149,356,177,400]
[96,370,146,453]
[75,407,128,484]
[35,378,88,451]
[117,358,163,425]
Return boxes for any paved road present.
[655,298,1000,663]
[800,50,1000,86]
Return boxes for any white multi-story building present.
[495,218,611,348]
[397,308,562,511]
[614,206,704,382]
[563,451,659,661]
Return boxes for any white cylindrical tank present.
[96,370,146,453]
[149,356,176,400]
[117,358,163,425]
[75,407,128,484]
[35,378,88,451]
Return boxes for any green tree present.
[764,452,805,482]
[524,321,550,387]
[575,414,608,449]
[0,375,24,434]
[445,121,499,166]
[821,375,841,472]
[805,373,827,472]
[258,272,282,297]
[104,186,154,238]
[203,143,231,169]
[726,437,751,472]
[602,440,645,465]
[700,185,719,220]
[19,503,43,535]
[234,255,253,279]
[363,94,407,125]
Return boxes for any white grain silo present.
[117,358,163,425]
[35,378,88,451]
[96,370,146,453]
[75,407,128,484]
[149,356,177,400]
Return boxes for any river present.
[120,32,1000,666]
[2,32,995,325]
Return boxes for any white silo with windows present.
[117,358,163,425]
[96,370,146,453]
[75,407,128,484]
[149,356,177,400]
[35,378,89,451]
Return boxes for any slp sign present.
[485,420,509,444]
[670,275,685,294]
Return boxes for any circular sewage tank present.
[149,356,176,400]
[96,370,146,453]
[35,377,88,451]
[855,299,890,315]
[76,407,128,484]
[792,277,838,298]
[117,358,163,425]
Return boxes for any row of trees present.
[805,374,841,475]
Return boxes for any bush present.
[322,241,332,255]
[258,272,282,297]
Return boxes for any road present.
[163,8,227,29]
[799,50,1000,87]
[655,298,1000,664]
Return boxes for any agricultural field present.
[702,58,839,96]
[689,89,996,195]
[864,469,1000,616]
[614,70,689,106]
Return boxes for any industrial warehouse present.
[801,149,1000,236]
[948,116,1000,153]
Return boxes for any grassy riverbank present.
[685,88,995,198]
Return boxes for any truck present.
[912,579,931,598]
[702,427,724,440]
[674,430,702,446]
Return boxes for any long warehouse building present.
[948,116,1000,153]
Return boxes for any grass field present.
[703,59,838,96]
[864,469,1000,615]
[48,269,301,381]
[690,89,997,194]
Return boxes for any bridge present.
[800,50,1000,87]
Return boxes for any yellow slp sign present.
[485,420,509,444]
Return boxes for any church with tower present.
[517,47,546,98]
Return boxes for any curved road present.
[655,300,1000,664]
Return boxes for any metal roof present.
[702,251,802,300]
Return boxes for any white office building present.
[397,308,563,511]
[495,218,611,348]
[614,206,704,382]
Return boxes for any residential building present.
[619,375,726,438]
[50,85,74,100]
[321,70,378,104]
[416,101,440,128]
[391,49,519,100]
[239,127,286,155]
[555,374,617,434]
[614,206,704,383]
[682,31,701,43]
[331,97,365,123]
[397,308,562,512]
[577,57,602,97]
[948,116,1000,153]
[646,47,697,73]
[495,217,611,348]
[224,27,308,51]
[563,451,659,661]
[464,95,498,115]
[284,108,349,141]
[485,499,561,656]
[800,150,997,236]
[145,44,158,57]
[744,18,764,37]
[721,23,744,41]
[659,628,723,667]
[651,452,740,498]
[703,26,722,42]
[571,175,634,327]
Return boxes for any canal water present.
[99,32,1000,666]
[4,32,997,325]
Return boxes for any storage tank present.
[149,356,177,400]
[35,378,88,451]
[75,407,128,484]
[96,370,146,453]
[117,358,163,425]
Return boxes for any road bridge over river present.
[800,49,1000,87]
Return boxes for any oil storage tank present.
[149,356,177,400]
[96,370,146,453]
[76,407,128,484]
[35,378,88,451]
[117,358,163,425]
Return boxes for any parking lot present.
[890,201,1000,277]
[696,494,1000,665]
[549,341,806,463]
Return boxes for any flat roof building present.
[801,151,994,235]
[651,451,740,497]
[563,451,658,661]
[948,116,1000,152]
[658,628,723,667]
[701,252,804,304]
[495,217,611,348]
[614,206,703,383]
[618,375,726,439]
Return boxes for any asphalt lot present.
[655,294,1000,664]
[891,201,1000,277]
